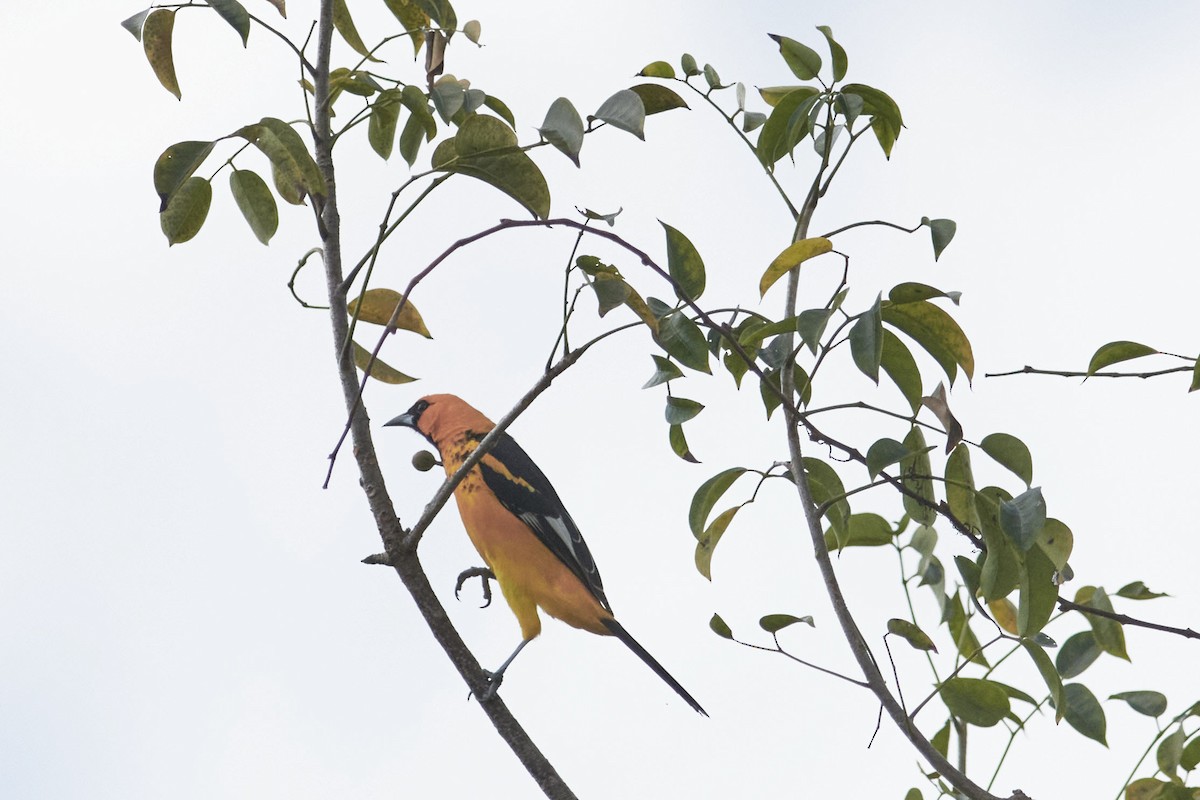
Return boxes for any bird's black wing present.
[473,431,611,612]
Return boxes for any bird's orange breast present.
[449,461,612,639]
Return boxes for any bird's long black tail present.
[602,618,707,716]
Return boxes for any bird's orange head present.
[384,394,495,446]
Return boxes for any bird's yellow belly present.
[453,474,611,639]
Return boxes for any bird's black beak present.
[384,411,416,428]
[384,398,430,430]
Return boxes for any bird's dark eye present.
[409,398,430,421]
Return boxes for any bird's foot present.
[454,566,496,607]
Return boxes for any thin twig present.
[985,364,1194,380]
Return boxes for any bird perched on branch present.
[385,393,706,715]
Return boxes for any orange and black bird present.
[385,394,706,715]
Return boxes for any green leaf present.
[351,342,417,384]
[538,97,585,166]
[976,486,1020,601]
[904,790,923,800]
[656,312,711,373]
[592,89,645,139]
[208,0,250,46]
[758,85,807,106]
[999,486,1045,552]
[1181,735,1200,771]
[430,78,465,123]
[824,512,894,550]
[153,141,215,212]
[768,33,822,80]
[695,506,738,580]
[660,222,706,302]
[381,0,427,55]
[121,9,150,40]
[1110,691,1169,718]
[688,468,747,537]
[482,94,515,128]
[346,289,432,337]
[841,83,903,158]
[756,87,821,168]
[241,117,325,200]
[887,618,937,652]
[1158,727,1186,777]
[815,26,847,82]
[1086,341,1159,376]
[433,114,550,219]
[1078,586,1130,661]
[1124,778,1180,800]
[142,9,181,99]
[400,85,438,139]
[643,355,684,389]
[1021,641,1065,721]
[849,293,884,383]
[938,678,1010,727]
[591,274,630,316]
[1116,581,1168,601]
[760,237,833,297]
[742,111,766,132]
[329,67,381,98]
[803,458,850,537]
[410,0,455,30]
[159,177,211,245]
[866,438,910,480]
[945,444,981,533]
[1056,631,1102,679]
[760,614,814,633]
[1056,683,1108,746]
[980,432,1034,486]
[1037,517,1073,571]
[463,19,481,44]
[630,83,689,116]
[369,88,402,160]
[880,330,922,413]
[229,169,279,245]
[900,426,936,525]
[665,396,704,425]
[709,613,733,639]
[332,0,380,61]
[668,423,699,463]
[946,591,988,666]
[702,63,722,89]
[835,92,864,126]
[888,282,961,306]
[1191,359,1200,393]
[680,53,700,76]
[639,60,676,79]
[882,300,974,386]
[270,161,304,206]
[797,307,834,354]
[1018,543,1058,636]
[931,720,951,758]
[398,112,426,167]
[923,218,957,261]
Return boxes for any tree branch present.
[311,4,575,797]
[1057,598,1200,641]
[984,364,1194,380]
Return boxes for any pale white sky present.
[3,2,1199,798]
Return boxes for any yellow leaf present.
[347,288,432,338]
[759,237,832,297]
[988,598,1019,635]
[351,342,417,384]
[142,9,181,100]
[622,286,660,336]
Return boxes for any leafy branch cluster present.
[121,3,1199,799]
